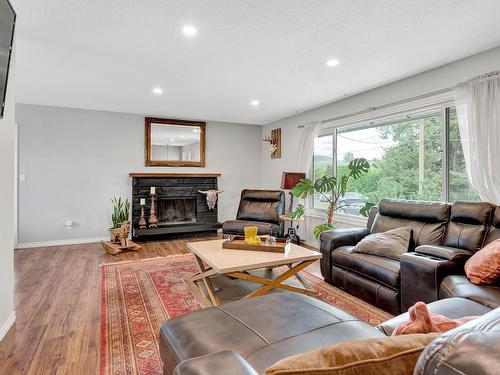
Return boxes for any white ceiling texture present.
[12,0,500,125]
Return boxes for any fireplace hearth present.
[130,173,222,239]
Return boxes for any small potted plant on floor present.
[110,197,130,243]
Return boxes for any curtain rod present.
[297,87,453,128]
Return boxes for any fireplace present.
[158,198,197,224]
[130,173,222,239]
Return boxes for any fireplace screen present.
[157,198,197,224]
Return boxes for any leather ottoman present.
[159,292,384,375]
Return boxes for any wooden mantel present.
[129,172,221,178]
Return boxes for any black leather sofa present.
[159,292,499,375]
[222,189,285,238]
[320,199,500,314]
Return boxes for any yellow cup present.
[244,226,260,245]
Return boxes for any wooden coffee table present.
[185,239,322,307]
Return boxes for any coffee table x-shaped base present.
[186,254,319,307]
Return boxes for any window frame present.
[308,93,474,220]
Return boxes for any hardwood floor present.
[0,236,320,374]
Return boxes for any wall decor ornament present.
[198,189,223,210]
[263,128,281,158]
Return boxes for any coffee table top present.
[186,239,322,273]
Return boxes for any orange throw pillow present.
[465,238,500,285]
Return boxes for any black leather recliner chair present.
[320,198,500,315]
[222,189,285,238]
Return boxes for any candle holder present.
[148,193,158,228]
[139,202,147,229]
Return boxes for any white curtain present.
[294,121,322,240]
[454,71,500,204]
[296,121,322,177]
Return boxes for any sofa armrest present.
[319,228,370,282]
[400,252,465,312]
[415,244,472,261]
[173,350,258,375]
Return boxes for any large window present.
[312,106,478,214]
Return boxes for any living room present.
[0,1,499,374]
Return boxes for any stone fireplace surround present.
[130,173,222,239]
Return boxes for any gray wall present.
[16,104,262,244]
[0,42,15,338]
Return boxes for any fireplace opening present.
[157,198,197,225]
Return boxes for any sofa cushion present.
[222,220,280,236]
[332,246,400,289]
[442,201,493,252]
[465,238,500,285]
[371,200,450,250]
[377,297,492,336]
[352,227,411,260]
[159,293,384,375]
[439,275,500,309]
[264,333,438,375]
[414,308,500,375]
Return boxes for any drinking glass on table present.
[265,225,276,246]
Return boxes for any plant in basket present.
[109,197,130,243]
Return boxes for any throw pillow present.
[264,333,438,375]
[464,238,500,285]
[352,227,411,260]
[392,301,477,336]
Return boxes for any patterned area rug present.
[100,254,392,375]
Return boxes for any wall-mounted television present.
[0,0,16,119]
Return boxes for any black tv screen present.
[0,0,15,119]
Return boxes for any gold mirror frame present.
[145,117,206,167]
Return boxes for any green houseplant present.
[289,158,370,240]
[109,197,130,242]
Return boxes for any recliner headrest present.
[491,206,500,228]
[241,189,284,202]
[449,201,493,225]
[378,199,450,223]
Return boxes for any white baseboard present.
[16,236,108,249]
[0,311,15,342]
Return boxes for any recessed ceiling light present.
[182,25,198,37]
[170,138,175,142]
[326,59,340,67]
[180,135,184,138]
[251,100,260,107]
[152,87,163,95]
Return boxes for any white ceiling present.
[13,0,500,125]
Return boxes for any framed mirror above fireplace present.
[145,117,206,167]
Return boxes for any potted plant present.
[109,197,130,243]
[289,158,370,240]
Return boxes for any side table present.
[279,215,304,245]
